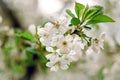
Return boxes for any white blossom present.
[70,35,85,61]
[46,47,61,61]
[62,50,77,62]
[52,16,71,34]
[37,14,107,71]
[53,35,73,54]
[37,23,54,46]
[46,57,69,71]
[28,24,36,35]
[86,32,106,54]
[86,47,94,55]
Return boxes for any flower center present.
[43,33,48,38]
[94,39,99,44]
[62,41,67,46]
[54,21,60,29]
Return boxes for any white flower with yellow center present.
[45,47,61,61]
[37,28,51,46]
[86,32,106,54]
[51,16,70,34]
[46,57,69,71]
[37,22,55,46]
[52,35,73,54]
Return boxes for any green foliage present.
[87,14,115,25]
[71,17,80,25]
[80,4,89,22]
[66,2,115,27]
[66,9,75,17]
[25,47,47,73]
[75,2,85,18]
[16,31,34,41]
[85,6,103,19]
[66,2,115,47]
[25,47,38,64]
[26,47,37,55]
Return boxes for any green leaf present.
[26,47,37,54]
[66,9,75,17]
[17,31,34,41]
[97,67,105,80]
[87,14,115,25]
[85,6,103,19]
[81,4,89,21]
[25,47,38,63]
[75,2,85,18]
[71,17,80,25]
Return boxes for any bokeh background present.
[0,0,120,80]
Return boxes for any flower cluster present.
[36,2,114,71]
[37,16,105,71]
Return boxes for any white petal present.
[46,47,54,52]
[59,16,67,24]
[80,43,85,49]
[86,47,94,55]
[45,22,54,30]
[66,35,73,42]
[28,24,36,35]
[69,50,76,55]
[50,65,59,71]
[60,65,68,70]
[56,49,62,55]
[51,35,59,46]
[46,62,54,67]
[46,54,53,59]
[37,28,46,36]
[100,32,106,39]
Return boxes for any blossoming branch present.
[36,2,114,71]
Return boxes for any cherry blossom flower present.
[45,47,61,61]
[46,57,69,71]
[86,32,106,54]
[53,35,73,54]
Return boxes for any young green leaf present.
[75,2,85,18]
[87,14,115,25]
[71,17,80,25]
[81,4,89,21]
[66,9,75,17]
[26,47,37,54]
[17,31,34,41]
[85,6,103,19]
